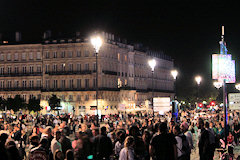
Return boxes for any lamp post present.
[91,36,102,126]
[213,80,228,147]
[148,59,156,118]
[171,70,178,121]
[195,76,202,101]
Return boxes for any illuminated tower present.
[219,26,228,54]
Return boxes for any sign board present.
[228,93,240,110]
[153,97,171,113]
[212,54,235,83]
[118,104,126,111]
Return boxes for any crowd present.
[0,109,240,160]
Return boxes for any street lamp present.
[171,70,178,121]
[213,81,223,89]
[91,36,102,126]
[148,59,156,117]
[235,83,240,91]
[195,76,202,101]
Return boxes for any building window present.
[45,64,49,73]
[125,79,127,86]
[118,78,122,88]
[77,79,81,88]
[7,66,11,74]
[45,51,50,59]
[37,80,41,87]
[118,53,120,61]
[45,80,49,89]
[22,80,27,88]
[0,54,4,61]
[61,80,65,88]
[30,66,34,73]
[93,78,96,88]
[69,95,73,101]
[22,95,26,101]
[85,79,89,88]
[61,51,65,58]
[77,95,81,101]
[29,52,33,60]
[22,53,26,60]
[68,51,73,58]
[36,52,41,60]
[0,81,4,88]
[84,63,89,71]
[29,80,34,88]
[7,81,12,88]
[84,50,89,57]
[53,64,57,72]
[69,79,74,88]
[77,51,81,57]
[14,53,18,61]
[37,66,41,72]
[0,67,4,75]
[53,80,58,88]
[14,66,19,74]
[85,95,89,101]
[53,52,57,58]
[93,63,96,71]
[77,63,81,71]
[22,66,26,73]
[69,64,73,72]
[14,81,19,88]
[61,63,65,72]
[7,53,11,61]
[125,55,127,61]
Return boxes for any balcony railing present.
[102,70,117,75]
[0,87,42,91]
[45,70,96,75]
[0,72,42,77]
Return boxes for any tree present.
[48,94,61,111]
[6,95,26,112]
[0,97,6,111]
[27,97,42,112]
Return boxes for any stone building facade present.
[0,34,174,115]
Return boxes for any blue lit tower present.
[219,26,228,55]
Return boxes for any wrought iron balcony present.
[45,70,96,75]
[0,87,42,91]
[0,72,42,77]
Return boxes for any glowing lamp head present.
[171,70,178,80]
[213,81,223,89]
[236,83,240,91]
[91,36,102,53]
[195,76,202,85]
[148,59,156,71]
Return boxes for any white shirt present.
[119,147,134,160]
[184,131,193,150]
[51,138,62,154]
[175,135,183,158]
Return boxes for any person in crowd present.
[51,130,62,157]
[234,120,240,145]
[114,130,126,158]
[60,127,72,157]
[0,133,9,160]
[6,140,22,160]
[149,122,177,160]
[93,126,112,159]
[54,149,64,160]
[119,136,135,160]
[181,122,193,152]
[29,135,40,150]
[65,149,74,160]
[29,137,49,160]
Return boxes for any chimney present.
[15,32,21,42]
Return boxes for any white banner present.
[153,97,171,113]
[229,93,240,110]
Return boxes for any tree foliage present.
[48,94,61,111]
[27,97,42,112]
[5,95,26,112]
[0,97,6,111]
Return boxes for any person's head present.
[159,122,168,133]
[129,126,139,137]
[173,125,181,135]
[65,149,74,160]
[142,130,150,142]
[205,121,210,129]
[0,133,8,145]
[92,128,99,136]
[124,136,135,148]
[197,118,204,129]
[39,137,48,149]
[54,149,63,160]
[55,130,61,141]
[30,135,39,145]
[100,126,107,135]
[181,122,189,132]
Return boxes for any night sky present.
[1,0,240,98]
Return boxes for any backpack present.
[179,135,191,156]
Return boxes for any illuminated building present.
[0,32,175,115]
